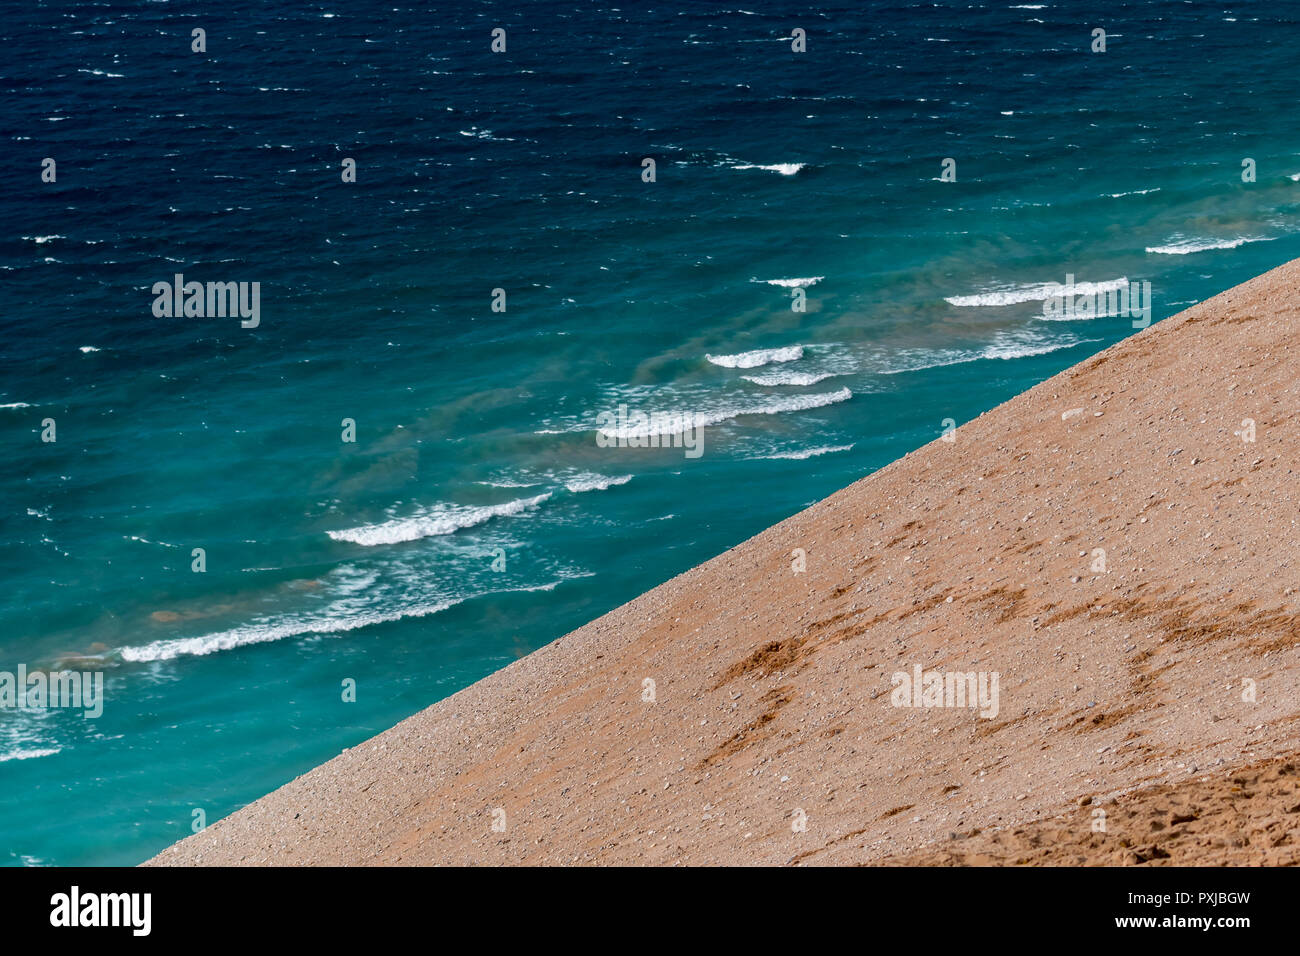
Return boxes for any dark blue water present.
[3,0,1299,864]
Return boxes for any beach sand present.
[149,259,1300,866]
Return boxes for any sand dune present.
[150,259,1300,866]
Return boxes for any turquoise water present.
[3,0,1300,864]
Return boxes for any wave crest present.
[946,277,1129,307]
[327,494,550,547]
[1146,236,1273,255]
[706,345,804,368]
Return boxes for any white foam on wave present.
[119,598,462,663]
[79,346,101,353]
[981,329,1090,361]
[327,493,550,546]
[742,370,840,386]
[117,575,576,663]
[946,277,1128,307]
[882,330,1094,374]
[0,402,33,409]
[563,473,632,493]
[733,163,805,176]
[754,276,823,288]
[1037,305,1127,322]
[759,444,855,460]
[600,388,853,440]
[0,747,61,763]
[458,127,515,142]
[1145,236,1274,255]
[124,534,182,549]
[706,345,804,368]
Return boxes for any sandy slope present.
[150,260,1300,866]
[880,754,1300,866]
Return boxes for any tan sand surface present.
[881,754,1300,866]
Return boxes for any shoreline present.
[150,259,1300,865]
